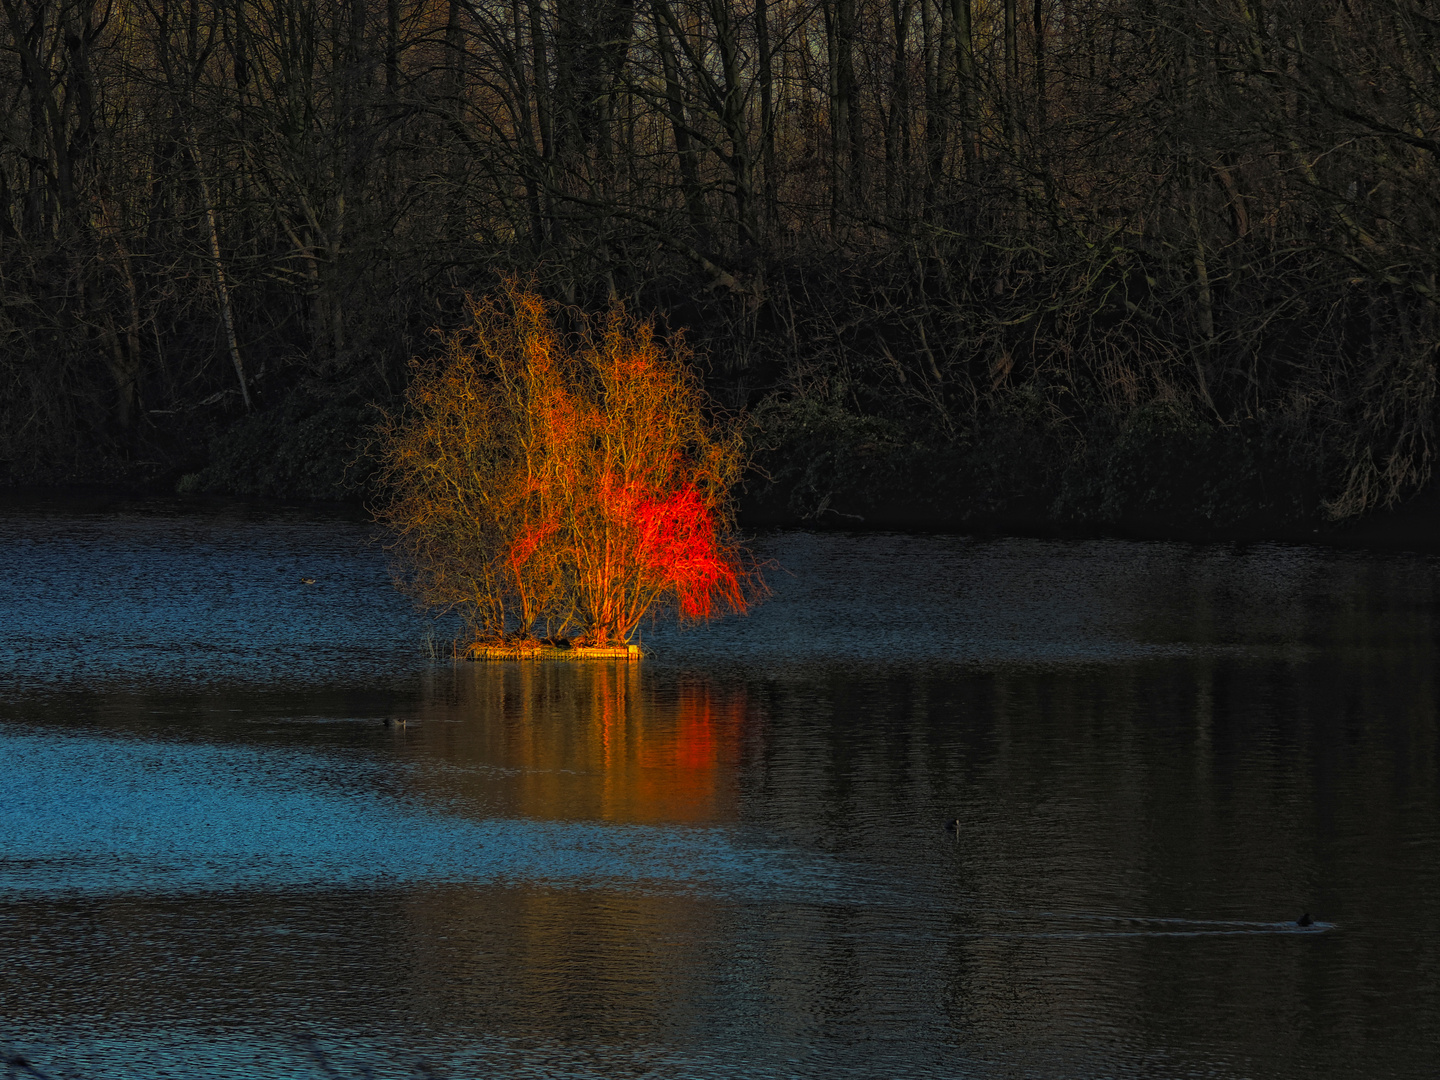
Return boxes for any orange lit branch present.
[377,280,758,645]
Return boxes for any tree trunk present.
[1032,0,1046,129]
[653,8,708,237]
[756,0,776,227]
[1004,0,1019,139]
[709,0,753,244]
[186,124,252,411]
[953,0,975,177]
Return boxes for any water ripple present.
[1,727,856,904]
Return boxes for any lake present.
[1,496,1436,1079]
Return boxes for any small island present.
[463,641,644,662]
[377,283,759,658]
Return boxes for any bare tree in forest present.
[0,0,1435,521]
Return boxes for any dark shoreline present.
[5,480,1439,555]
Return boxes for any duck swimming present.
[1296,913,1314,927]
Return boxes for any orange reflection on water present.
[415,663,748,825]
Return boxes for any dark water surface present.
[1,497,1436,1078]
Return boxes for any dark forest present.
[2,0,1437,532]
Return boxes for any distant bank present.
[5,477,1438,557]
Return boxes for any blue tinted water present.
[1,496,1436,1079]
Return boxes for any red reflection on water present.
[422,665,749,825]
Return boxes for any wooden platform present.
[463,642,643,662]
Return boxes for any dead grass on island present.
[462,640,643,662]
